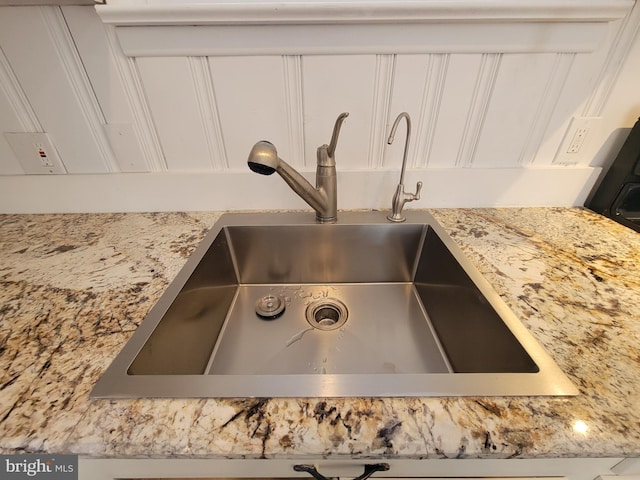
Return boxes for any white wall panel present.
[62,6,148,172]
[455,53,502,168]
[534,39,620,166]
[0,6,111,173]
[0,90,24,175]
[1,1,637,212]
[208,56,291,171]
[472,53,559,167]
[369,55,395,168]
[432,54,487,168]
[389,54,489,169]
[302,55,377,169]
[384,54,430,169]
[517,53,577,166]
[136,56,218,171]
[0,46,34,175]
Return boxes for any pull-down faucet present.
[386,112,423,222]
[248,112,349,224]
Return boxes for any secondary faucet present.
[385,112,423,223]
[248,112,349,224]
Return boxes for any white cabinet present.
[610,457,640,475]
[79,457,627,480]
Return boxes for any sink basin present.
[91,211,577,398]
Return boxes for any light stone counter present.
[0,208,639,459]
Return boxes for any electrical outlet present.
[567,127,589,154]
[553,116,602,165]
[3,132,67,174]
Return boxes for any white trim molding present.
[110,23,613,57]
[0,166,600,213]
[96,0,633,57]
[96,0,632,26]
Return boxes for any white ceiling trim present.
[96,0,632,26]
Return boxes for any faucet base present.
[386,213,406,223]
[316,214,337,224]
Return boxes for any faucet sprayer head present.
[248,141,279,175]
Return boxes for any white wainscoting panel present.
[208,56,290,170]
[61,5,149,172]
[0,0,637,213]
[302,55,378,169]
[0,97,25,175]
[0,6,112,174]
[472,53,559,168]
[136,57,208,170]
[389,54,483,169]
[0,47,35,175]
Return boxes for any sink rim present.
[90,210,579,398]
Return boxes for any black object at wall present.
[586,117,640,232]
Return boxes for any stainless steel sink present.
[91,211,578,398]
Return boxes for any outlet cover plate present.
[553,116,602,165]
[4,132,67,174]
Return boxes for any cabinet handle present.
[293,463,390,480]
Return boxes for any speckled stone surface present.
[0,208,639,459]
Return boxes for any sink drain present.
[305,298,348,331]
[255,294,286,320]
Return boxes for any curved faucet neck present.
[388,112,411,185]
[386,112,422,223]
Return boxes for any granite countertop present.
[0,208,639,459]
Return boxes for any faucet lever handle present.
[411,181,423,201]
[327,112,349,158]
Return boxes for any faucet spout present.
[247,112,348,223]
[270,156,330,218]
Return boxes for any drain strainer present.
[255,294,286,320]
[305,297,348,331]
